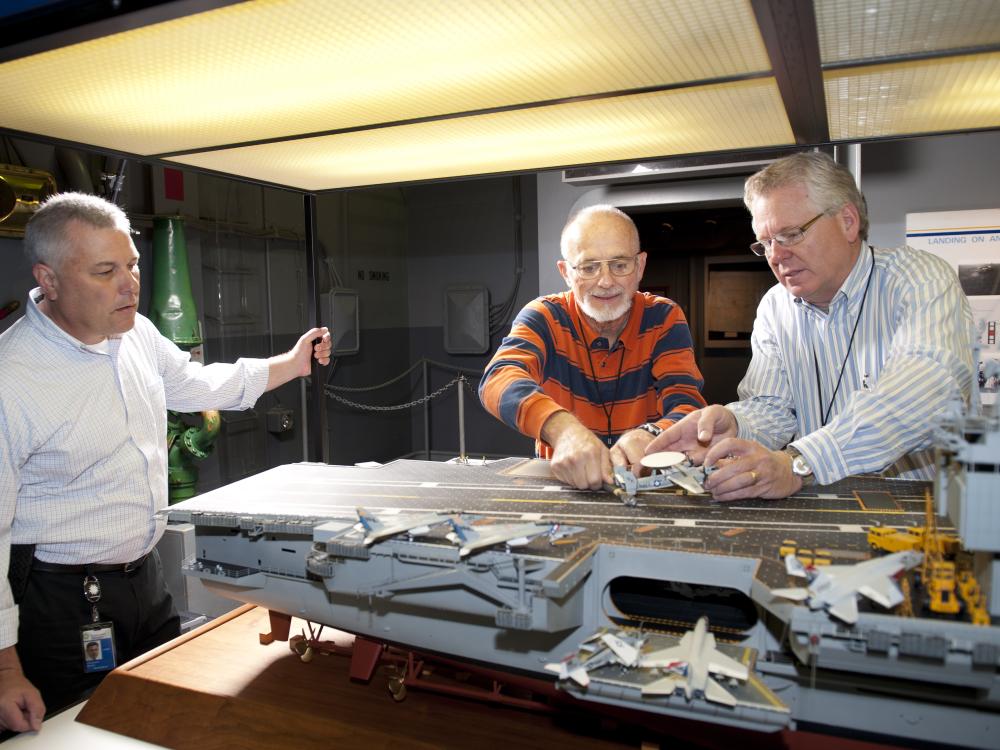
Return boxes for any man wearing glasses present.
[480,204,705,489]
[647,152,973,500]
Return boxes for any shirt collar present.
[26,287,116,355]
[793,243,874,314]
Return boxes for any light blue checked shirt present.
[730,243,973,485]
[0,289,269,646]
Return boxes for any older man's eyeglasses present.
[750,212,825,257]
[570,255,639,279]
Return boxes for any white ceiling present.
[1,0,997,191]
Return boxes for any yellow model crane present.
[920,491,961,616]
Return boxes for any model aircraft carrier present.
[165,457,999,748]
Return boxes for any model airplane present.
[544,629,646,687]
[354,506,453,545]
[610,452,711,504]
[772,550,924,624]
[445,518,584,557]
[638,616,748,707]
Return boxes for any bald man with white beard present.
[480,204,705,489]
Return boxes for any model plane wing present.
[827,593,860,624]
[664,466,708,495]
[703,676,738,707]
[857,579,905,610]
[600,633,640,667]
[544,660,590,687]
[771,586,810,602]
[705,649,748,681]
[641,673,685,696]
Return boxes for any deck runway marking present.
[729,506,914,515]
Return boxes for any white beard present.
[579,290,631,323]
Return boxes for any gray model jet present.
[772,550,924,624]
[355,506,454,545]
[445,518,584,557]
[639,616,748,707]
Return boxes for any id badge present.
[81,621,117,673]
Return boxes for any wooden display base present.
[76,605,659,750]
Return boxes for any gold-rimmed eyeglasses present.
[750,212,825,257]
[570,255,639,279]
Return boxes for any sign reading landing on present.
[907,209,1000,405]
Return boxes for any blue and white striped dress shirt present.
[729,244,973,485]
[0,289,269,647]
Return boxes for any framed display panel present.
[444,285,490,355]
[703,255,773,348]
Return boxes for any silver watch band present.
[637,422,663,437]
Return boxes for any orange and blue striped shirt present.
[479,291,705,457]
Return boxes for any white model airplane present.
[354,507,453,546]
[772,550,923,624]
[446,518,584,557]
[638,616,748,707]
[544,629,646,687]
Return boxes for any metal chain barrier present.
[325,375,464,412]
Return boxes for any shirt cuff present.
[236,358,271,410]
[789,431,849,486]
[520,398,567,443]
[0,604,18,651]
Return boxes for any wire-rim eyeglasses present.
[570,255,640,279]
[750,212,826,257]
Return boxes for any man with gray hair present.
[480,204,705,490]
[647,151,973,500]
[0,192,333,730]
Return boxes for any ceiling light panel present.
[826,53,1000,139]
[0,0,769,156]
[816,0,1000,64]
[167,79,793,190]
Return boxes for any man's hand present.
[610,428,656,475]
[541,411,612,490]
[702,438,801,501]
[266,326,332,391]
[644,405,737,464]
[291,326,333,376]
[0,649,44,733]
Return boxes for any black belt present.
[31,553,150,575]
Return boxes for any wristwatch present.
[637,422,663,437]
[784,446,815,486]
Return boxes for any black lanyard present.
[814,246,876,426]
[584,340,626,446]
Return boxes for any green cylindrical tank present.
[150,215,218,502]
[149,216,202,347]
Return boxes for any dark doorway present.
[624,204,768,406]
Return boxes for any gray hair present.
[560,204,639,259]
[24,192,132,268]
[743,152,869,241]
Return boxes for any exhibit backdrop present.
[907,209,1000,405]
